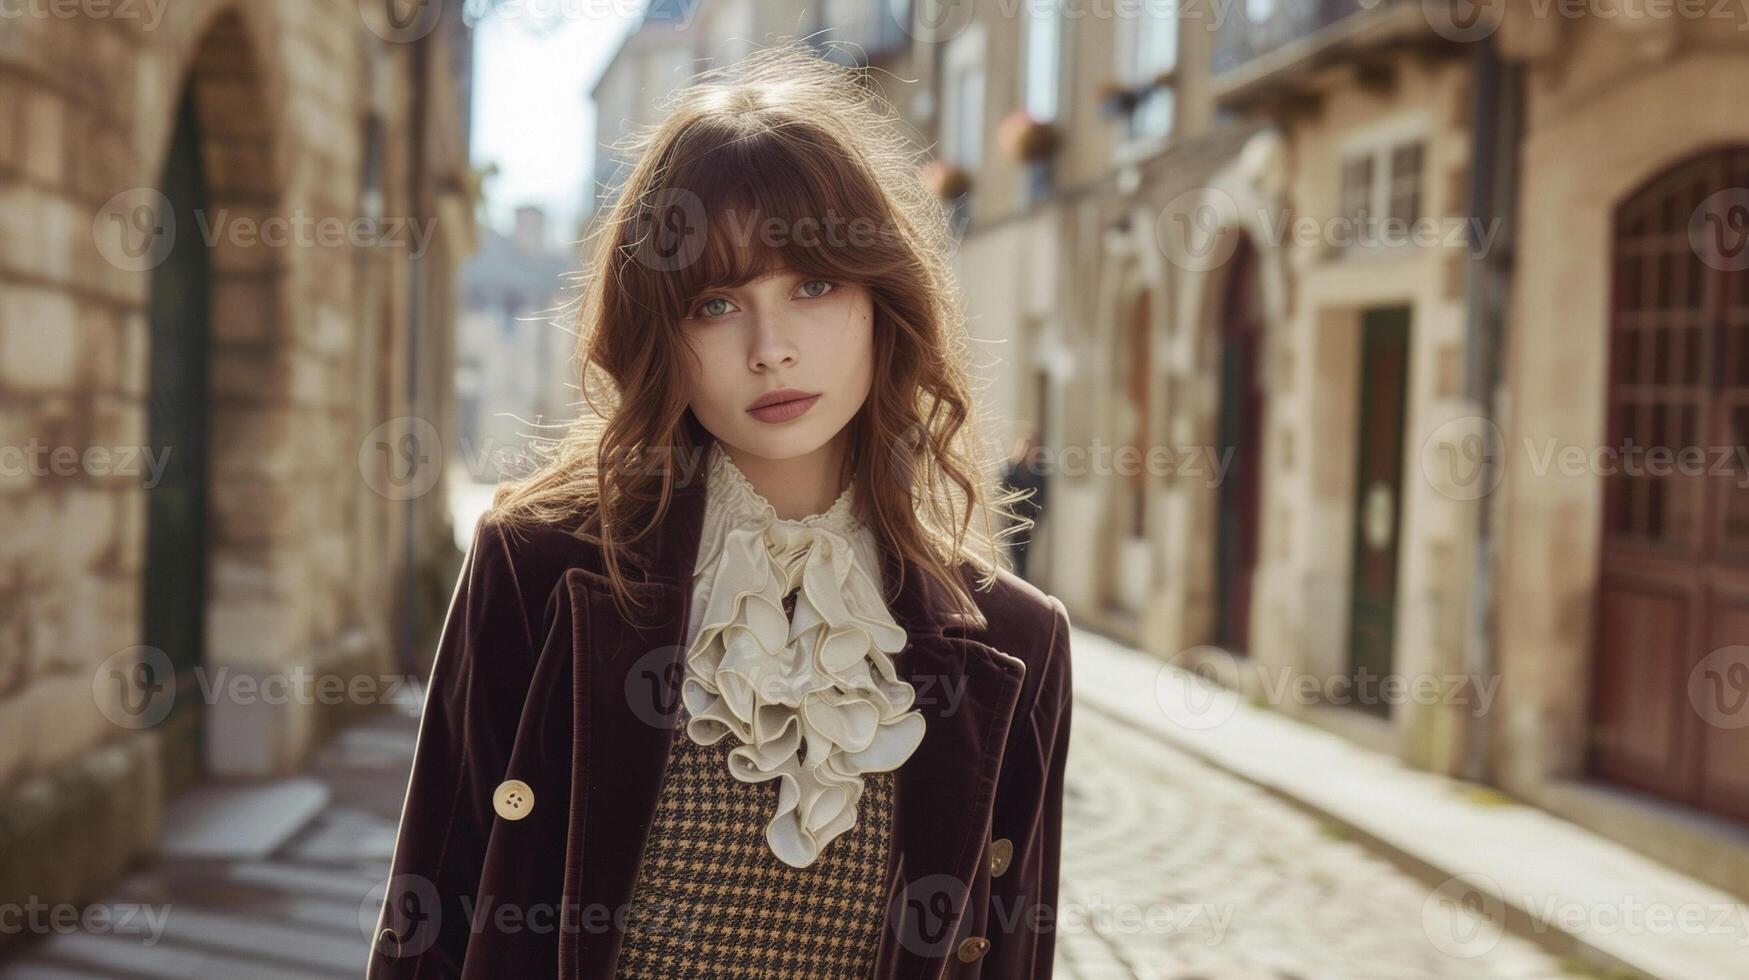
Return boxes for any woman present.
[368,42,1073,979]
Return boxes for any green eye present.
[696,297,731,318]
[799,279,834,298]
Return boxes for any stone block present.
[0,287,78,393]
[0,85,17,175]
[58,488,118,576]
[0,731,162,949]
[75,303,122,393]
[212,275,275,342]
[208,597,304,669]
[0,185,34,279]
[23,90,64,186]
[0,688,25,785]
[209,406,298,482]
[27,673,106,773]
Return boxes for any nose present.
[747,305,800,373]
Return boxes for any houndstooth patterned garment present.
[612,697,896,978]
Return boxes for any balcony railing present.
[1212,0,1411,76]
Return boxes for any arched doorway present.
[138,7,286,784]
[1104,280,1156,616]
[1590,147,1749,823]
[144,86,213,797]
[1214,237,1264,654]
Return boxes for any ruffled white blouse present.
[679,441,925,868]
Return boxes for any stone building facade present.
[1486,5,1749,899]
[936,0,1749,899]
[0,0,475,930]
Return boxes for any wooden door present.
[1592,148,1749,823]
[1216,239,1264,653]
[144,89,212,795]
[1346,307,1411,714]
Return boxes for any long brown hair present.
[490,40,1032,629]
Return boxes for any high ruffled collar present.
[706,440,858,527]
[680,441,922,868]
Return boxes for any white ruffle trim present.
[680,445,923,868]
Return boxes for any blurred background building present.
[456,203,573,486]
[4,0,1749,975]
[0,0,476,940]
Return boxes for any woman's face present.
[678,265,875,464]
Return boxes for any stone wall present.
[0,0,471,928]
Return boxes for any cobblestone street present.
[1053,700,1571,980]
[0,630,1581,980]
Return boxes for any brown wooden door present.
[1216,239,1263,653]
[1347,307,1411,715]
[1592,147,1749,824]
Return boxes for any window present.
[1125,6,1177,141]
[1340,155,1375,233]
[1387,142,1424,224]
[944,24,986,170]
[1337,137,1425,250]
[1024,0,1062,122]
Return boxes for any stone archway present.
[139,5,290,781]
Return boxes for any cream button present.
[493,778,534,820]
[956,936,990,962]
[989,837,1014,877]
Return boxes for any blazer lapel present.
[556,459,1027,980]
[874,538,1028,979]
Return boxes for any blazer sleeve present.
[367,517,538,979]
[988,594,1074,977]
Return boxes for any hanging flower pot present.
[920,159,974,201]
[1096,80,1141,119]
[997,110,1062,164]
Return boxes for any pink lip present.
[746,392,821,423]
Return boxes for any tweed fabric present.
[612,694,895,979]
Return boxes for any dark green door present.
[1346,307,1411,714]
[1215,239,1263,653]
[144,89,212,795]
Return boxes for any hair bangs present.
[657,126,896,318]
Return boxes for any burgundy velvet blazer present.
[366,469,1074,980]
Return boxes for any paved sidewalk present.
[0,712,417,979]
[1068,626,1749,980]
